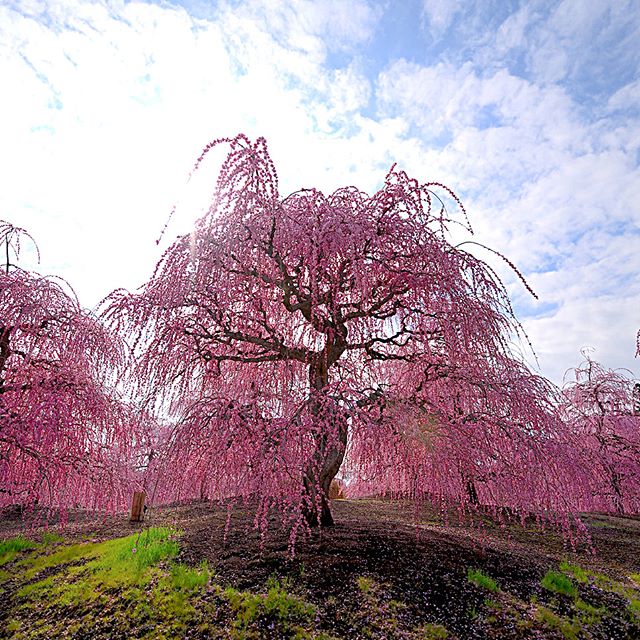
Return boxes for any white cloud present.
[2,1,244,293]
[607,79,640,112]
[374,47,640,382]
[490,0,640,94]
[2,0,638,386]
[0,0,385,307]
[231,0,379,58]
[376,60,586,192]
[421,0,464,36]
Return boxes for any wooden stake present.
[130,491,146,522]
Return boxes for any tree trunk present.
[302,419,347,526]
[466,477,479,506]
[611,471,625,515]
[0,326,11,391]
[458,464,480,507]
[302,468,336,527]
[302,337,347,527]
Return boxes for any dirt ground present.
[1,498,639,639]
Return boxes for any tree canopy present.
[105,134,582,532]
[3,134,638,537]
[0,222,137,512]
[559,355,640,515]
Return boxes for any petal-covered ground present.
[1,499,639,639]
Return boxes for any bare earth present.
[1,498,639,639]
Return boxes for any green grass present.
[467,568,499,592]
[353,575,425,639]
[575,598,606,625]
[1,529,338,640]
[417,622,449,638]
[0,535,39,565]
[40,532,65,545]
[0,531,66,568]
[587,518,615,529]
[224,577,319,639]
[5,528,184,639]
[559,561,589,584]
[541,570,578,598]
[170,560,210,590]
[628,597,640,623]
[16,526,179,588]
[552,565,640,626]
[478,560,640,640]
[0,535,38,554]
[535,605,581,640]
[150,560,212,631]
[356,575,376,594]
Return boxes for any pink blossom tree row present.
[559,355,640,515]
[0,222,140,513]
[4,135,638,533]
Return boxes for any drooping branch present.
[103,134,605,537]
[0,221,141,512]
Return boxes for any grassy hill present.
[1,499,639,639]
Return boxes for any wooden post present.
[130,491,146,522]
[329,479,345,500]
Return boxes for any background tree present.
[105,134,579,531]
[0,222,138,512]
[559,354,640,515]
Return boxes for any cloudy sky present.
[2,0,639,385]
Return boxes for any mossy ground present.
[1,500,639,639]
[0,528,331,639]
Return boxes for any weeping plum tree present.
[0,222,138,511]
[106,134,573,530]
[560,355,640,515]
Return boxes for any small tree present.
[560,355,640,515]
[105,135,572,529]
[0,222,136,512]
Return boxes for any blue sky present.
[1,0,639,384]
